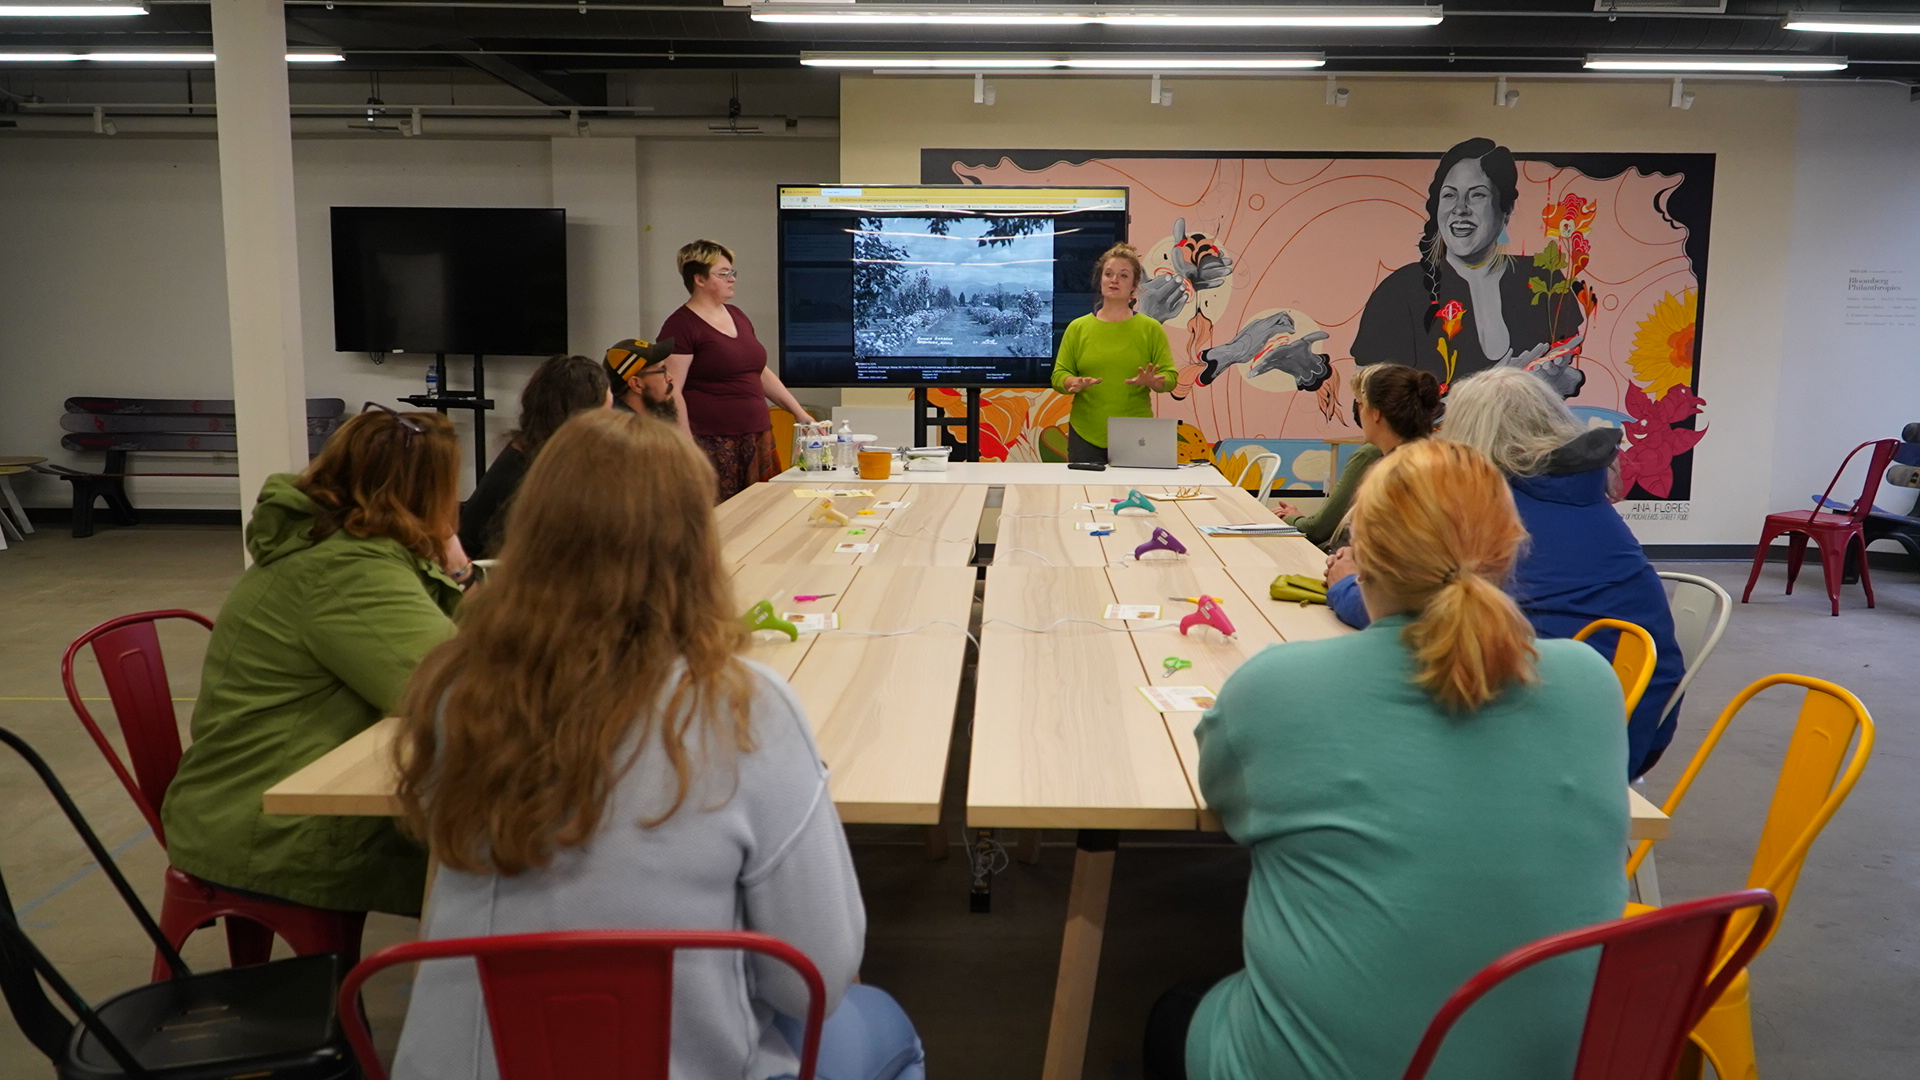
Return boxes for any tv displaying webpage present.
[777,186,1129,387]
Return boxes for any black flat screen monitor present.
[331,206,568,356]
[777,185,1129,387]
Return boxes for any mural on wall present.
[918,144,1713,502]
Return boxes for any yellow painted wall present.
[838,75,1798,543]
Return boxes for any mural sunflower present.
[1628,289,1698,397]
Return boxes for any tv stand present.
[399,353,497,481]
[913,387,982,463]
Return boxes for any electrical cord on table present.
[825,619,980,649]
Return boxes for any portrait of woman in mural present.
[1351,137,1585,398]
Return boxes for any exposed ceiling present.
[5,0,1920,108]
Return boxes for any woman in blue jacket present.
[1326,366,1684,777]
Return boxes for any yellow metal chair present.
[1625,674,1875,1080]
[1572,617,1658,718]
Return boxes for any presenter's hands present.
[792,410,815,425]
[1123,365,1165,389]
[1325,546,1357,587]
[1061,376,1102,394]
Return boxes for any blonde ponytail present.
[1349,440,1536,711]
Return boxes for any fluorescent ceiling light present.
[0,4,146,15]
[1063,56,1324,69]
[801,51,1324,70]
[1585,53,1846,73]
[757,4,1440,28]
[1784,14,1920,35]
[0,51,345,62]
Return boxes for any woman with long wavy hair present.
[1150,440,1627,1080]
[390,409,924,1080]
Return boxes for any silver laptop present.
[1107,417,1179,469]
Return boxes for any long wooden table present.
[970,484,1668,1080]
[264,468,1668,1080]
[265,563,976,826]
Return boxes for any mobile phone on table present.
[1068,461,1107,472]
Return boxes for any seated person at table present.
[392,409,925,1080]
[1154,439,1628,1080]
[162,406,467,918]
[1272,362,1439,548]
[458,353,611,558]
[604,334,680,421]
[1327,366,1684,777]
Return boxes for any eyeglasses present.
[712,269,739,281]
[362,401,425,444]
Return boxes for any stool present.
[0,455,42,547]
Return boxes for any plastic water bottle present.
[424,365,439,399]
[806,432,827,472]
[835,420,855,472]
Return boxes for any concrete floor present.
[1,525,1915,1079]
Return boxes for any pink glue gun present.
[1179,595,1236,639]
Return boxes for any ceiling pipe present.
[1,111,837,136]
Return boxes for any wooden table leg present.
[1632,848,1662,907]
[1016,828,1043,864]
[1041,830,1118,1080]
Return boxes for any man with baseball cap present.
[604,337,678,422]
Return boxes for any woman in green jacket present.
[1051,243,1178,464]
[1153,440,1628,1080]
[161,406,468,917]
[1272,362,1440,548]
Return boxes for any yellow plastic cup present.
[858,450,892,480]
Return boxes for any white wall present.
[0,132,836,509]
[636,136,840,415]
[1776,84,1920,536]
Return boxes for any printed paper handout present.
[783,612,840,633]
[835,542,879,554]
[1105,604,1162,621]
[1138,685,1218,712]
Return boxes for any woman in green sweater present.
[1051,243,1178,464]
[1152,440,1629,1080]
[1273,362,1440,548]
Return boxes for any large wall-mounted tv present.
[777,185,1129,387]
[331,206,568,356]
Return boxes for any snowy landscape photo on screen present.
[851,216,1055,359]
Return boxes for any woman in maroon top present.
[660,239,814,501]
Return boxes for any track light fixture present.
[1783,13,1920,35]
[0,3,146,16]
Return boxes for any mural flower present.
[1543,193,1598,240]
[1628,289,1698,397]
[1437,300,1466,339]
[1619,383,1707,500]
[919,387,1076,462]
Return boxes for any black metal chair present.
[0,726,355,1080]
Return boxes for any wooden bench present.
[40,397,345,537]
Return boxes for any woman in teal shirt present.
[1153,440,1629,1080]
[1051,243,1178,463]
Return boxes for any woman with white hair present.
[1448,366,1682,778]
[1325,366,1682,778]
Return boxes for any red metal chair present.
[1742,439,1899,616]
[62,610,367,982]
[339,930,828,1080]
[1399,888,1777,1080]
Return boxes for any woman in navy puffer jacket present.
[1327,367,1683,778]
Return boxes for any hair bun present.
[1416,370,1441,409]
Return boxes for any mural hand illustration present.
[1171,217,1234,292]
[1249,331,1332,383]
[1499,332,1587,398]
[1139,273,1190,323]
[1197,310,1296,386]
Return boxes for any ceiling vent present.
[1594,1,1727,12]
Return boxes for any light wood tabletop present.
[729,483,987,567]
[968,566,1198,831]
[266,562,977,826]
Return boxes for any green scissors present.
[1162,656,1193,679]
